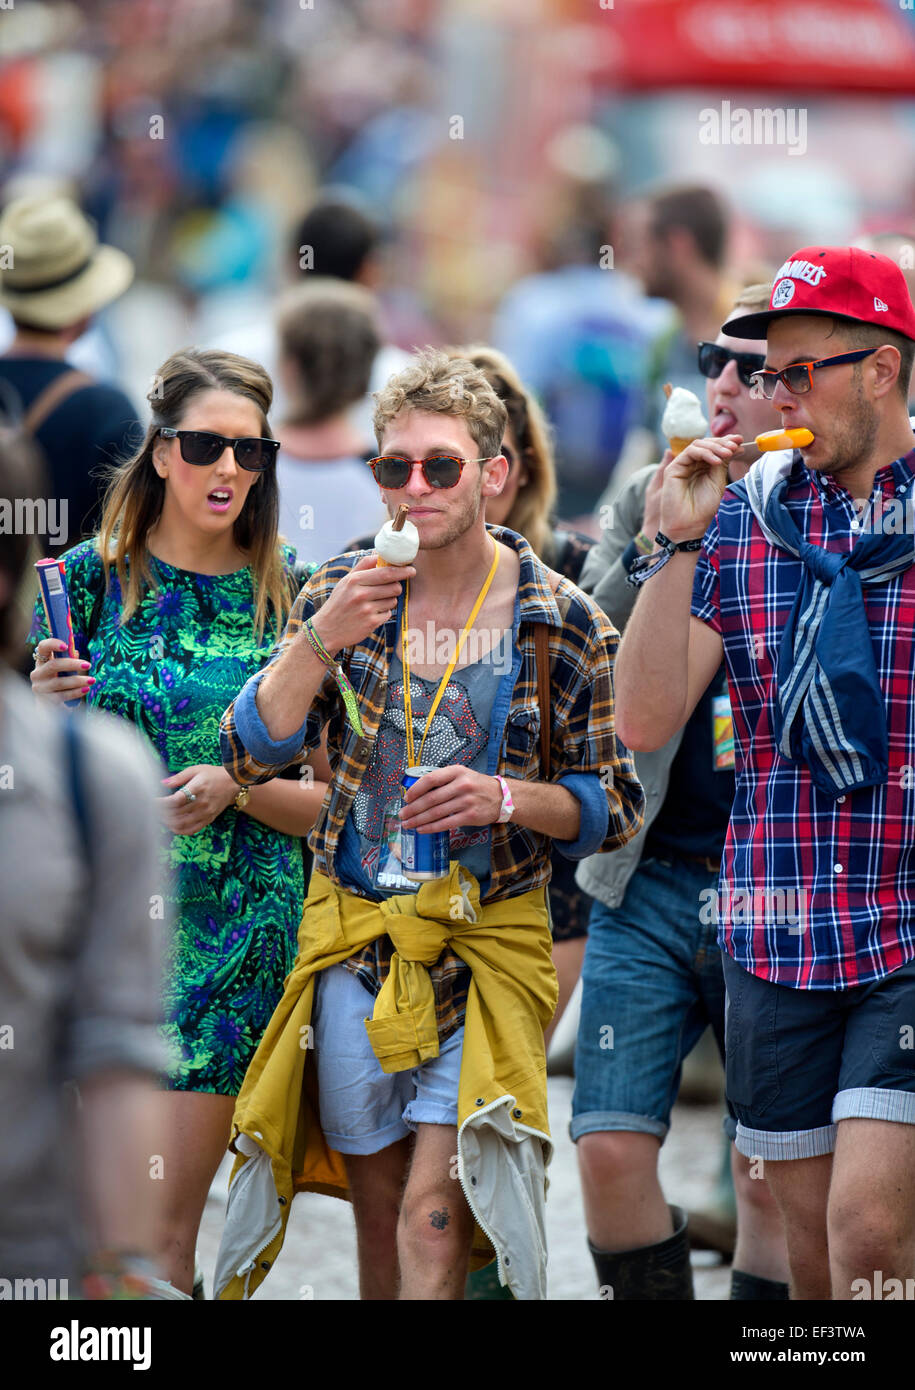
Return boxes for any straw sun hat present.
[0,195,134,330]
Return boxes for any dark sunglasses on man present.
[697,342,767,389]
[366,453,497,490]
[157,428,279,472]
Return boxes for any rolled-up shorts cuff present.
[323,1116,410,1156]
[832,1086,915,1125]
[734,1121,836,1161]
[569,1110,668,1144]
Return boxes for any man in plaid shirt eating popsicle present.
[614,246,915,1300]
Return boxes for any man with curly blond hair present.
[218,347,644,1300]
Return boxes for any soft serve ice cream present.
[661,384,708,455]
[375,504,419,566]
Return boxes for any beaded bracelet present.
[303,619,364,737]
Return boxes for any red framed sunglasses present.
[366,453,496,489]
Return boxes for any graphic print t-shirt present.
[336,650,502,898]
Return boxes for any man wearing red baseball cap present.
[613,246,915,1301]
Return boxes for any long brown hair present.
[97,348,290,641]
[448,345,558,561]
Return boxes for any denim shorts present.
[571,854,736,1145]
[721,950,915,1160]
[311,961,463,1155]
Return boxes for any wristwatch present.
[233,786,251,812]
[494,775,514,824]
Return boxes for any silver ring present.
[181,787,196,804]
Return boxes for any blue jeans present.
[571,855,735,1144]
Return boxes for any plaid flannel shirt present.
[220,524,644,1037]
[692,450,915,988]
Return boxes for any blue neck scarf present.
[731,453,915,799]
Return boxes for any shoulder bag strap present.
[534,568,562,781]
[20,368,94,437]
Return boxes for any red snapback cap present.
[723,245,915,342]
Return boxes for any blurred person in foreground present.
[0,195,141,555]
[214,190,409,434]
[573,284,789,1300]
[274,279,387,565]
[0,427,165,1300]
[614,248,915,1300]
[29,349,328,1297]
[215,348,645,1300]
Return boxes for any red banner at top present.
[590,0,915,95]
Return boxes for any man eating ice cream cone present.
[216,347,645,1301]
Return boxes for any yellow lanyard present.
[402,539,500,770]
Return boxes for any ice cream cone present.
[661,383,707,460]
[374,505,418,567]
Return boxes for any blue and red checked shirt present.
[691,447,915,989]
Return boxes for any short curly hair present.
[372,347,508,460]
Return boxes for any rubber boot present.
[730,1269,790,1300]
[464,1259,515,1300]
[589,1205,694,1300]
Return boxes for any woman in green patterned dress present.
[30,349,327,1296]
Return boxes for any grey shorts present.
[722,951,915,1161]
[311,961,463,1155]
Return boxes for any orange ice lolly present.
[756,428,814,451]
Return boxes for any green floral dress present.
[29,539,306,1095]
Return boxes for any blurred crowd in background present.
[1,0,915,522]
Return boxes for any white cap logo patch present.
[874,297,889,312]
[772,278,796,309]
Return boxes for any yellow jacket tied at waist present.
[214,861,558,1300]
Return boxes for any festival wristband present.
[626,531,705,589]
[635,531,655,555]
[495,774,515,824]
[302,619,364,737]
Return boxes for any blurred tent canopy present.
[586,0,915,95]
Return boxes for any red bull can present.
[401,765,450,880]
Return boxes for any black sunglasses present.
[158,428,278,472]
[366,453,494,489]
[697,342,767,389]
